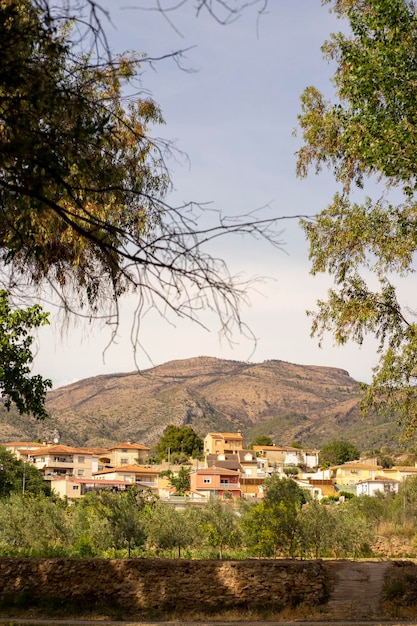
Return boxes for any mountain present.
[0,356,402,452]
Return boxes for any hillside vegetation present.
[0,357,402,450]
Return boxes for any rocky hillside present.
[0,356,401,451]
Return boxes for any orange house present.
[190,467,241,499]
[204,432,244,456]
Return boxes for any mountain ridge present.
[0,356,401,452]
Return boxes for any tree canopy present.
[0,290,51,419]
[296,0,417,435]
[250,434,274,448]
[0,446,51,498]
[0,0,283,356]
[318,440,360,468]
[154,424,203,461]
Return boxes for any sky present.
[35,0,384,389]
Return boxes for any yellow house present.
[380,466,417,482]
[51,476,131,499]
[93,465,159,491]
[27,445,91,479]
[204,432,243,456]
[1,441,47,462]
[329,462,383,488]
[106,442,150,466]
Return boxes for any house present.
[204,432,243,456]
[93,465,159,491]
[329,461,383,488]
[190,467,241,499]
[380,466,417,483]
[51,476,132,499]
[206,449,265,498]
[27,444,98,480]
[1,441,48,462]
[106,442,150,466]
[356,476,400,497]
[253,445,319,469]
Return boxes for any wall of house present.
[0,558,327,616]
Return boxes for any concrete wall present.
[0,558,327,616]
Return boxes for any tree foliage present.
[160,466,191,495]
[0,0,283,355]
[296,0,417,434]
[198,500,241,559]
[155,424,203,461]
[0,446,51,498]
[145,502,198,557]
[94,487,149,557]
[319,440,360,467]
[242,476,309,557]
[0,290,51,419]
[250,434,274,448]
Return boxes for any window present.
[121,457,128,465]
[77,470,85,477]
[72,485,79,490]
[220,478,228,484]
[203,477,211,484]
[78,456,85,463]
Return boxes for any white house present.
[356,476,400,497]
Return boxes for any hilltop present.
[0,356,401,451]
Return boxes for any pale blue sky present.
[36,1,384,388]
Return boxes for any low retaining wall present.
[0,558,327,616]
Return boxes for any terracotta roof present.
[107,442,150,451]
[206,432,243,439]
[52,477,131,485]
[331,462,383,470]
[358,476,400,484]
[93,465,159,476]
[207,459,240,471]
[29,445,79,456]
[193,467,240,476]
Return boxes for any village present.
[2,431,415,502]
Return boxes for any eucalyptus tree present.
[297,0,417,434]
[0,291,51,420]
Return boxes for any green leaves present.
[155,425,203,461]
[0,290,51,419]
[319,440,360,468]
[297,0,417,433]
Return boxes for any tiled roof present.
[357,476,400,484]
[193,467,240,476]
[206,432,243,439]
[107,442,150,451]
[93,465,159,476]
[29,445,79,456]
[52,477,132,486]
[331,463,383,470]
